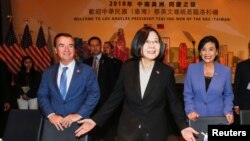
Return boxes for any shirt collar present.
[59,60,76,70]
[94,53,102,60]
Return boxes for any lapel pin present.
[156,70,160,75]
[76,69,80,73]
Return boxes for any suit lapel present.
[66,62,81,99]
[97,56,105,77]
[133,60,142,100]
[142,61,160,100]
[53,64,61,97]
[198,62,208,100]
[206,62,219,95]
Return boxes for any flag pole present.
[7,15,16,85]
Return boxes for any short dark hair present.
[104,41,114,49]
[198,35,219,61]
[130,26,165,60]
[53,33,74,47]
[88,36,102,46]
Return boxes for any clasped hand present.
[48,114,81,131]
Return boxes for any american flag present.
[0,22,24,74]
[20,24,45,72]
[36,26,51,70]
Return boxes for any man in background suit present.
[233,58,250,122]
[103,41,123,141]
[0,60,11,137]
[37,33,100,140]
[84,37,116,141]
[103,41,123,80]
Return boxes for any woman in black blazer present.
[16,56,41,109]
[75,26,197,141]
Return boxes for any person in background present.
[84,37,116,141]
[103,42,123,141]
[103,41,123,80]
[0,60,11,137]
[184,36,234,124]
[233,58,250,123]
[37,33,100,139]
[16,56,41,109]
[75,26,198,141]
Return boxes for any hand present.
[48,114,64,131]
[181,127,199,141]
[234,107,240,115]
[22,94,29,100]
[75,119,96,137]
[225,114,234,124]
[187,112,199,120]
[3,102,11,111]
[62,114,82,128]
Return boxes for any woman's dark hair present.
[20,56,35,73]
[130,26,165,60]
[198,35,219,61]
[53,33,74,47]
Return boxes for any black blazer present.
[16,70,41,98]
[84,54,115,114]
[234,59,250,109]
[93,59,188,141]
[112,57,123,81]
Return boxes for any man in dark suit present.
[233,58,250,120]
[103,41,123,141]
[103,41,123,80]
[84,37,116,141]
[0,60,11,137]
[37,33,100,140]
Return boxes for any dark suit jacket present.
[93,59,188,141]
[0,60,10,105]
[234,59,250,109]
[112,57,123,81]
[16,70,41,98]
[37,61,100,118]
[84,54,115,114]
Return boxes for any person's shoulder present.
[33,69,41,75]
[216,62,231,72]
[123,58,138,65]
[76,61,92,70]
[237,58,250,67]
[187,62,200,70]
[83,57,93,64]
[113,57,123,64]
[43,63,58,74]
[102,54,112,61]
[158,61,173,70]
[0,59,5,65]
[0,60,7,68]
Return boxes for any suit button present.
[146,133,149,137]
[138,125,141,128]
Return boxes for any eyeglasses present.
[145,40,160,45]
